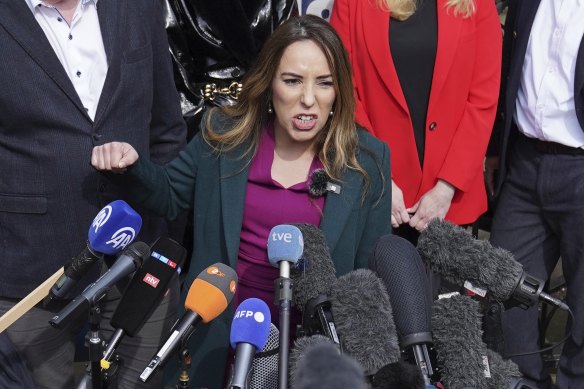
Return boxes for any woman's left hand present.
[407,180,456,232]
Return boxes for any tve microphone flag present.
[140,262,238,382]
[45,200,142,304]
[100,237,187,368]
[228,298,271,389]
[267,224,303,389]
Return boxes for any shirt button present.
[68,34,73,40]
[76,70,82,77]
[92,134,102,141]
[429,122,437,131]
[57,17,62,22]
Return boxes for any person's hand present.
[407,180,456,232]
[484,156,500,198]
[91,142,138,173]
[391,180,411,228]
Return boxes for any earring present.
[268,103,273,114]
[329,111,334,117]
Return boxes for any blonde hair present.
[377,0,476,21]
[204,15,368,187]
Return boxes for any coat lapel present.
[93,0,121,128]
[220,145,251,268]
[507,0,540,95]
[320,167,363,254]
[362,3,409,114]
[0,0,89,119]
[427,0,462,112]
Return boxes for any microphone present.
[369,234,434,384]
[308,169,342,197]
[289,224,341,349]
[140,262,237,382]
[417,219,569,311]
[44,200,142,305]
[267,224,303,389]
[228,298,272,389]
[371,361,426,389]
[484,349,522,389]
[432,294,490,389]
[289,334,333,386]
[249,323,279,389]
[330,269,401,375]
[100,237,187,369]
[49,242,150,329]
[293,341,366,389]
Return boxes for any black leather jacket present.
[163,0,297,118]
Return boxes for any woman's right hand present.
[391,180,410,228]
[91,142,139,173]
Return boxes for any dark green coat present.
[125,113,391,388]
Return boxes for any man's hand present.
[91,142,139,173]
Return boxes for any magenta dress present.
[234,121,326,331]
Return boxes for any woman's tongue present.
[293,115,317,130]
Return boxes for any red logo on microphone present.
[143,273,160,288]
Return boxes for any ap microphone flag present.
[45,200,142,304]
[89,200,142,255]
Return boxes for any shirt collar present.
[24,0,98,14]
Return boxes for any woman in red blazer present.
[331,0,501,237]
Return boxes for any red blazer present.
[331,0,501,224]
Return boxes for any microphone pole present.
[267,224,304,389]
[276,262,292,389]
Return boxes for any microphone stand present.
[177,348,192,388]
[87,305,104,389]
[274,261,293,389]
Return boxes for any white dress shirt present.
[515,0,584,148]
[25,0,108,121]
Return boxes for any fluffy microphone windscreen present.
[417,219,523,301]
[330,269,401,375]
[111,238,186,336]
[308,168,329,197]
[432,294,489,389]
[230,298,271,351]
[485,349,521,389]
[372,361,426,389]
[249,323,279,389]
[289,335,333,386]
[293,342,366,389]
[289,224,337,308]
[370,234,433,347]
[186,263,237,323]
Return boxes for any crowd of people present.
[0,0,582,388]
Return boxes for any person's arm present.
[354,142,392,269]
[92,133,204,221]
[329,0,375,131]
[149,0,187,164]
[436,0,502,195]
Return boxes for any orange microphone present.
[139,262,237,382]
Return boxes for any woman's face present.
[271,40,336,149]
